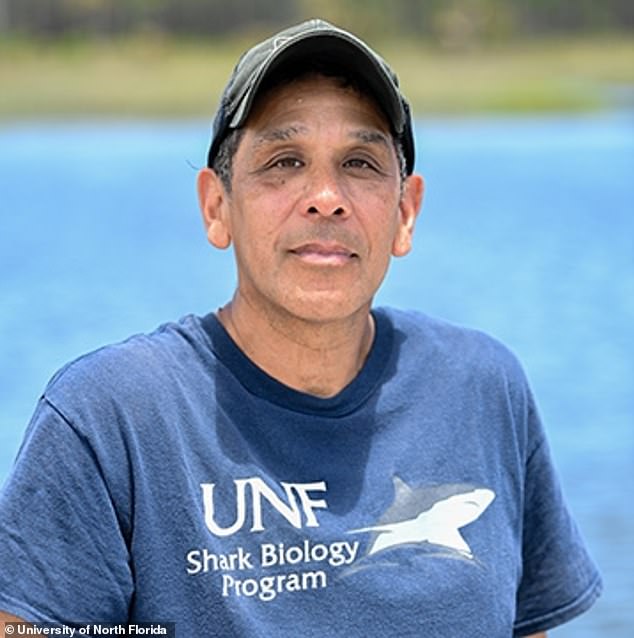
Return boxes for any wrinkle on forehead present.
[247,76,393,148]
[253,125,390,150]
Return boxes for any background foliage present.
[0,0,632,41]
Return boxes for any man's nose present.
[304,165,349,218]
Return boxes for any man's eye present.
[344,158,375,170]
[272,157,303,169]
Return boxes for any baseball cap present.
[206,18,415,174]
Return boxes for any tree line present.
[0,0,632,40]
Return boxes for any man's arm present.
[527,633,547,638]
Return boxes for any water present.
[1,114,632,634]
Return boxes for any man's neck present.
[217,294,375,398]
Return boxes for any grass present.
[385,36,634,114]
[0,33,632,119]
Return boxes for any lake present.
[1,113,632,635]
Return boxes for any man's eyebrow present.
[350,129,391,148]
[253,125,308,146]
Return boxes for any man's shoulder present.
[378,306,525,378]
[44,314,212,408]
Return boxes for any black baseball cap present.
[206,18,415,174]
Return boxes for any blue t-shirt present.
[0,308,601,637]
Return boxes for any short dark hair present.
[211,128,244,193]
[211,57,407,193]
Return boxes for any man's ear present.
[392,174,424,258]
[197,168,232,249]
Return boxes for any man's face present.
[200,74,423,324]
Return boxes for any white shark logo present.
[351,481,495,559]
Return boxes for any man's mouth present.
[289,242,358,266]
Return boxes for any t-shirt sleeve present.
[0,398,133,623]
[512,401,602,636]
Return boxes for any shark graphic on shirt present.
[350,477,495,560]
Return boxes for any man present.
[0,19,601,638]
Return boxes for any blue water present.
[1,114,632,634]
